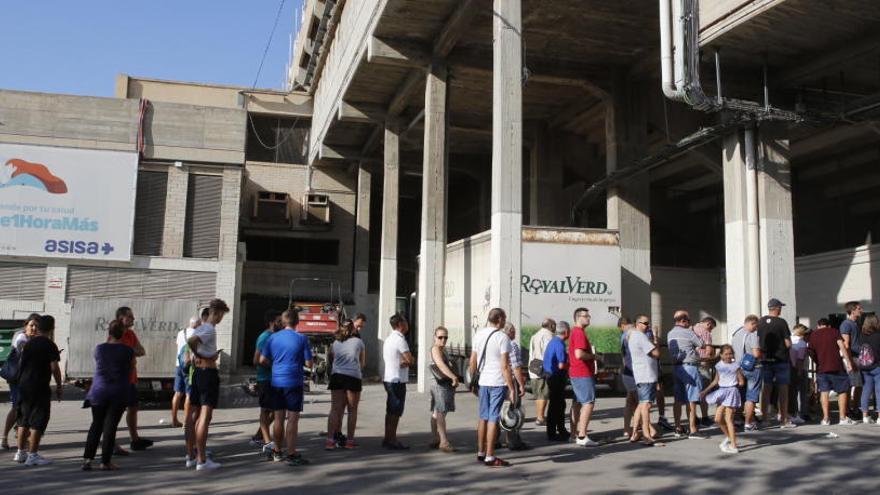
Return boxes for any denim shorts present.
[740,367,763,403]
[761,361,791,385]
[173,366,188,394]
[571,377,596,404]
[817,372,850,394]
[384,381,407,416]
[673,364,703,403]
[636,382,656,403]
[479,385,507,422]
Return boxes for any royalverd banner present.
[0,143,138,261]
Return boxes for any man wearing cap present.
[758,298,795,428]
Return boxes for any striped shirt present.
[509,341,523,370]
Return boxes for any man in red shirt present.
[115,307,153,451]
[569,307,599,447]
[808,318,856,426]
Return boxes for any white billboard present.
[0,144,138,261]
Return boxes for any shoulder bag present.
[470,329,500,396]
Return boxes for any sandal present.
[439,443,456,453]
[100,463,119,471]
[485,457,511,468]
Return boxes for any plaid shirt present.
[509,341,523,370]
[693,323,713,359]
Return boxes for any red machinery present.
[288,278,346,384]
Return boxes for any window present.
[183,174,222,258]
[245,236,339,265]
[132,170,168,256]
[245,114,310,164]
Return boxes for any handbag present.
[470,329,501,396]
[430,363,453,386]
[741,352,757,372]
[528,358,544,377]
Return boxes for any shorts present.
[16,389,51,433]
[622,374,637,393]
[478,385,506,422]
[9,384,19,407]
[328,373,363,393]
[817,372,851,394]
[271,386,304,412]
[761,361,791,386]
[636,382,656,403]
[740,367,763,403]
[384,382,407,416]
[673,364,703,403]
[571,377,597,404]
[531,378,550,400]
[257,380,273,410]
[848,369,863,388]
[189,368,220,408]
[173,366,188,394]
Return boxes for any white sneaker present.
[863,416,876,425]
[196,458,222,471]
[838,417,858,426]
[721,444,740,454]
[779,421,797,429]
[24,453,51,466]
[185,455,197,468]
[743,423,758,432]
[261,441,275,457]
[820,419,831,426]
[13,450,27,463]
[575,436,599,447]
[790,415,805,425]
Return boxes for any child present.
[789,324,810,423]
[700,344,745,454]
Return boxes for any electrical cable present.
[253,0,288,89]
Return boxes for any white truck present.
[440,226,624,389]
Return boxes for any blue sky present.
[1,0,304,96]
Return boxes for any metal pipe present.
[715,48,722,105]
[744,127,761,315]
[763,56,770,111]
[659,0,682,99]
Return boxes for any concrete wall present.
[651,266,727,337]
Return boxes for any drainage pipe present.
[744,126,761,315]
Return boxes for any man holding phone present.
[187,298,229,471]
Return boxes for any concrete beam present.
[775,31,880,88]
[417,62,448,392]
[433,0,479,57]
[490,0,523,333]
[367,36,430,68]
[319,144,363,161]
[338,100,387,124]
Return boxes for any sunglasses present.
[638,321,650,325]
[436,336,448,340]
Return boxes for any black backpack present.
[0,347,21,384]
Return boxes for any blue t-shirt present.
[840,319,860,355]
[543,336,567,376]
[262,328,313,388]
[255,329,273,382]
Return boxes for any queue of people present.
[4,297,879,472]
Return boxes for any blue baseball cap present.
[767,298,786,308]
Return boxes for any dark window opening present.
[246,114,310,164]
[245,236,339,265]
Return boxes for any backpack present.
[0,347,21,384]
[857,343,875,369]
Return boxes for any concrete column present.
[161,165,189,257]
[528,121,563,226]
[490,0,523,337]
[606,75,649,315]
[353,163,379,375]
[216,166,242,373]
[722,129,757,339]
[757,126,797,322]
[378,123,400,343]
[417,62,448,392]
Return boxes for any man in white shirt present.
[171,317,199,428]
[382,313,413,450]
[528,319,555,426]
[186,298,229,471]
[469,308,517,468]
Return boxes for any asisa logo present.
[0,159,68,194]
[44,240,115,256]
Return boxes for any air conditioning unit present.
[301,193,331,225]
[252,191,291,224]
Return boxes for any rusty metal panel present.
[66,297,200,379]
[521,226,619,246]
